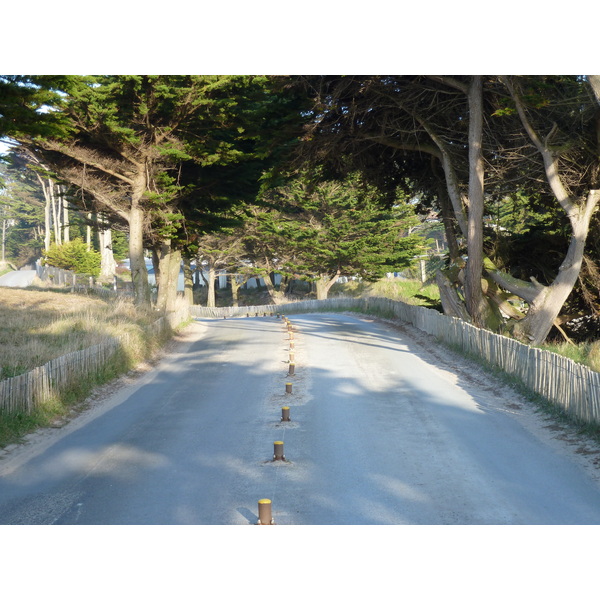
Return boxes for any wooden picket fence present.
[191,297,600,426]
[35,263,134,298]
[0,307,190,416]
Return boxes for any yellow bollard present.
[273,441,285,461]
[257,498,274,525]
[281,407,290,422]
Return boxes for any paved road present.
[0,268,37,288]
[1,313,600,525]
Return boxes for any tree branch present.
[500,76,575,216]
[426,75,470,94]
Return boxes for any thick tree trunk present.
[315,270,341,300]
[155,240,182,312]
[230,274,243,307]
[512,198,599,344]
[128,202,151,307]
[465,76,486,327]
[164,247,181,312]
[436,270,471,320]
[261,272,285,304]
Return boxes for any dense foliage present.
[1,74,599,343]
[43,239,101,276]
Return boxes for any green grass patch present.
[537,340,600,373]
[330,277,442,309]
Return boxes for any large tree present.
[484,76,600,343]
[244,171,427,300]
[2,75,306,310]
[295,75,600,344]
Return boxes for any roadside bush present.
[44,239,101,276]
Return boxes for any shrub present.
[43,239,101,276]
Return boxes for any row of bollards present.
[256,313,299,524]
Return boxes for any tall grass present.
[0,288,164,381]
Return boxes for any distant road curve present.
[0,268,37,288]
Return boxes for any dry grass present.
[0,288,160,381]
[330,277,442,308]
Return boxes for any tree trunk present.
[315,270,341,300]
[155,240,182,312]
[588,75,600,105]
[1,217,6,262]
[206,262,216,308]
[230,274,243,307]
[98,217,117,281]
[182,257,194,306]
[51,179,61,245]
[128,202,151,307]
[497,78,600,344]
[86,213,92,251]
[262,271,285,304]
[512,196,599,344]
[164,247,181,312]
[465,76,486,327]
[44,193,52,252]
[436,176,461,262]
[35,173,53,252]
[436,269,471,320]
[61,187,70,243]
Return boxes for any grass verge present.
[330,277,442,309]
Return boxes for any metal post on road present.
[273,441,285,461]
[285,382,293,394]
[281,407,290,422]
[257,499,275,525]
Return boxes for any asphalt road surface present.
[1,312,600,525]
[0,268,37,288]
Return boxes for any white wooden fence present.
[191,297,600,426]
[0,307,190,416]
[35,262,132,298]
